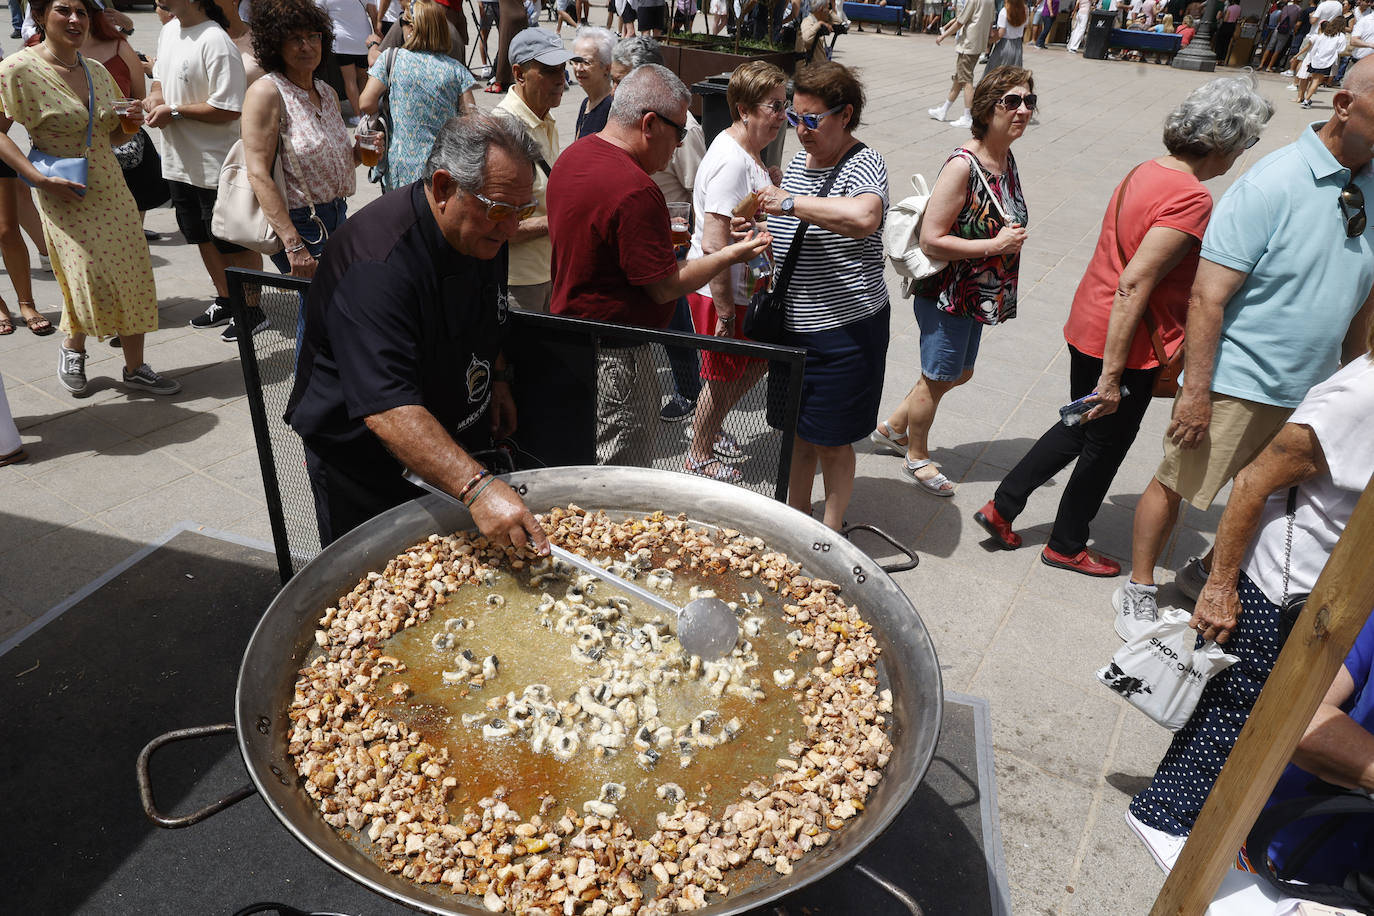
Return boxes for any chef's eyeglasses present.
[650,110,689,143]
[472,191,539,221]
[1339,181,1366,239]
[996,93,1037,111]
[785,104,844,130]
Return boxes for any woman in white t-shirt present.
[984,0,1028,76]
[318,0,375,120]
[1299,17,1348,107]
[1128,339,1374,845]
[681,61,788,483]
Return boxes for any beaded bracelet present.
[466,476,496,508]
[456,468,490,504]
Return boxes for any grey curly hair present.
[1163,73,1274,158]
[574,26,617,67]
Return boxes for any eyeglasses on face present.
[1339,181,1366,239]
[996,93,1037,112]
[472,191,539,222]
[757,99,786,113]
[287,32,323,46]
[785,104,843,130]
[649,110,688,143]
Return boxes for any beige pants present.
[1155,392,1292,511]
[507,281,551,313]
[595,344,660,466]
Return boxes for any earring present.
[743,117,749,126]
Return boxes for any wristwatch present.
[170,105,183,120]
[780,196,795,215]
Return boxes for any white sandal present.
[902,458,955,497]
[869,420,909,456]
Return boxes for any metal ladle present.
[406,473,740,660]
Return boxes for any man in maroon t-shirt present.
[547,63,767,465]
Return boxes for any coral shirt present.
[1062,160,1212,369]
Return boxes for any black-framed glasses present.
[1339,181,1366,239]
[287,31,323,46]
[472,191,539,221]
[785,104,843,130]
[1243,135,1260,150]
[650,110,688,143]
[997,93,1037,111]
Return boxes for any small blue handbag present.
[22,54,93,197]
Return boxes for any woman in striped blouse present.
[753,62,891,531]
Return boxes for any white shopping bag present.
[1097,606,1240,731]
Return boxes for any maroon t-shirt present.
[548,135,679,328]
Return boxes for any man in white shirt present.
[1313,0,1344,26]
[145,0,262,341]
[1351,0,1374,63]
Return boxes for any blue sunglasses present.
[785,104,844,130]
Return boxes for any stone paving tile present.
[0,15,1329,914]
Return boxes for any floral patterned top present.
[267,73,356,209]
[368,48,474,190]
[913,147,1028,326]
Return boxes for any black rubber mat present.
[0,528,1006,916]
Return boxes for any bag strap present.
[771,141,867,302]
[1244,786,1374,910]
[953,148,1010,224]
[1113,162,1173,366]
[78,54,94,156]
[1281,485,1299,604]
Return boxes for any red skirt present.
[687,292,761,383]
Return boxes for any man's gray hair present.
[575,26,617,67]
[608,64,689,128]
[423,114,540,191]
[1162,73,1274,158]
[611,35,664,70]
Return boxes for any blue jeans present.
[269,198,347,346]
[11,1,22,32]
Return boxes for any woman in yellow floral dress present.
[0,0,179,396]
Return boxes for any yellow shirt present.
[494,90,558,287]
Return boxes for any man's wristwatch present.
[170,105,183,120]
[780,196,795,215]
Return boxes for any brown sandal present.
[0,447,27,467]
[18,302,54,336]
[0,316,13,336]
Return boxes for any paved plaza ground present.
[0,12,1328,914]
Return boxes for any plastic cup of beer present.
[356,125,382,168]
[112,98,140,134]
[667,202,691,246]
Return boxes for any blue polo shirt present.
[1199,122,1374,408]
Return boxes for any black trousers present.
[304,446,422,547]
[993,345,1157,555]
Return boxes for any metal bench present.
[1108,29,1183,63]
[843,1,908,34]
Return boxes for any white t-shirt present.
[153,19,247,189]
[1352,12,1374,58]
[1243,356,1374,605]
[318,0,373,55]
[688,131,769,303]
[997,7,1026,39]
[1313,0,1344,25]
[1307,31,1348,68]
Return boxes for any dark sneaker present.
[659,394,696,423]
[1175,556,1209,602]
[221,307,269,343]
[190,297,232,329]
[122,363,181,395]
[58,345,88,394]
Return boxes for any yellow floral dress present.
[0,48,158,340]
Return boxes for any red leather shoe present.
[1041,547,1121,577]
[974,501,1021,550]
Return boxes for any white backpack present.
[883,174,948,298]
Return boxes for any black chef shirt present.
[285,181,510,484]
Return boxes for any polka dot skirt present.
[1129,570,1283,836]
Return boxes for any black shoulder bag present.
[1245,780,1374,910]
[743,142,867,344]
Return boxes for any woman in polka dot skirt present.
[1126,332,1374,866]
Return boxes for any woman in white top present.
[682,61,788,483]
[985,0,1028,75]
[317,0,375,121]
[1300,18,1348,106]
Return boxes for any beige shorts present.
[953,52,978,86]
[1155,393,1292,511]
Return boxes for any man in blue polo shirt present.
[286,115,550,553]
[1116,57,1374,628]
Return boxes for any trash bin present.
[691,73,787,169]
[1227,19,1258,67]
[1084,8,1116,59]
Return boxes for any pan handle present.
[841,523,920,574]
[136,723,258,829]
[853,863,925,916]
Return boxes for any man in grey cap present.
[494,28,572,313]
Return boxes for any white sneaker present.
[38,253,52,272]
[1125,809,1184,874]
[1285,83,1299,90]
[950,113,974,129]
[927,104,950,121]
[1174,556,1208,602]
[1112,581,1158,642]
[1281,69,1294,76]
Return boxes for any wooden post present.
[1150,480,1374,916]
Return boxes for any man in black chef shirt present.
[286,115,550,554]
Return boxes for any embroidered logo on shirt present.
[466,355,491,405]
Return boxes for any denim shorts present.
[914,295,983,382]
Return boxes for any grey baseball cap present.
[509,28,575,67]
